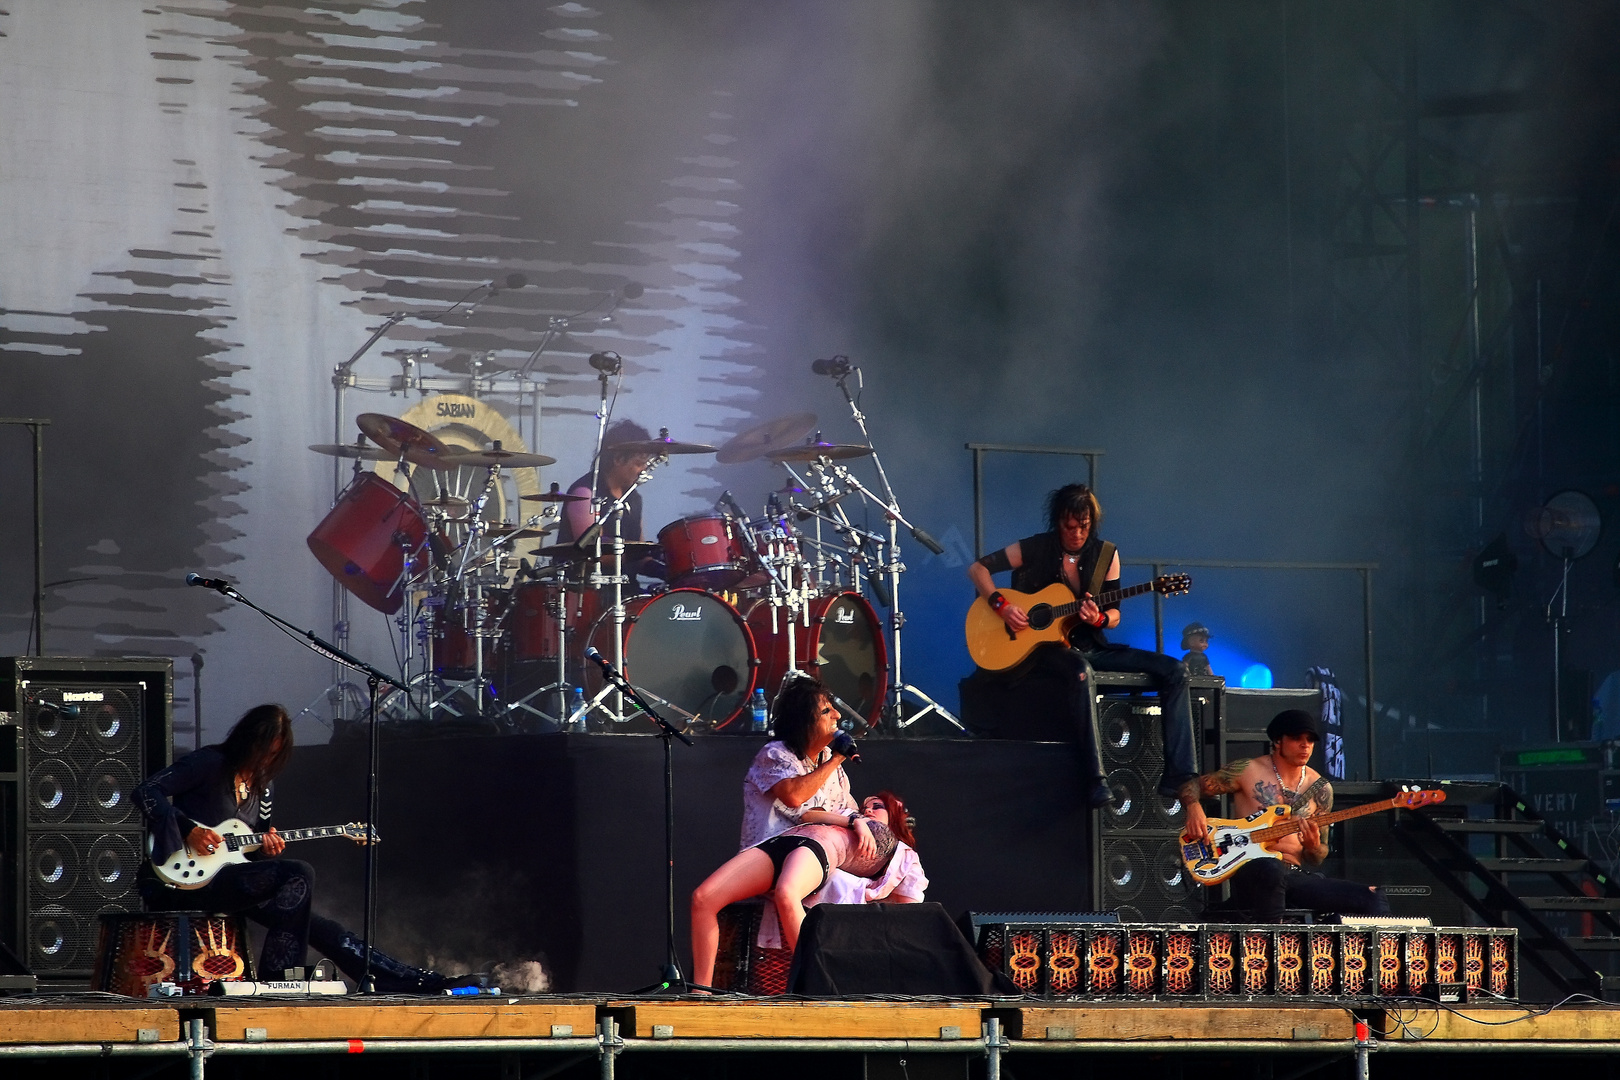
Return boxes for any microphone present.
[35,700,80,718]
[588,351,622,374]
[829,730,861,763]
[717,490,746,519]
[186,573,234,592]
[910,526,946,556]
[811,355,853,377]
[583,647,621,683]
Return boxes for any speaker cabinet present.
[1,657,172,980]
[1091,673,1212,921]
[1321,781,1470,927]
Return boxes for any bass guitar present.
[150,819,376,889]
[1179,786,1446,886]
[964,577,1192,671]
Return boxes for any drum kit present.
[304,360,958,735]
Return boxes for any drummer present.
[558,419,662,579]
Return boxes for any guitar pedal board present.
[973,920,1517,1001]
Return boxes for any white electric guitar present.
[149,818,376,889]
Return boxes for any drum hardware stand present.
[719,493,802,680]
[189,577,406,994]
[581,651,717,995]
[816,362,959,732]
[570,464,658,729]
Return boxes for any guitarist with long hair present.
[135,703,475,991]
[967,483,1198,807]
[1180,709,1390,920]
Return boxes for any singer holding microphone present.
[689,675,927,988]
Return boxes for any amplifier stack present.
[975,919,1518,1001]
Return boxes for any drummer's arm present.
[564,486,596,540]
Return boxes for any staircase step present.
[1477,857,1590,873]
[1519,896,1620,911]
[1433,819,1544,834]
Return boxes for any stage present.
[1,993,1618,1078]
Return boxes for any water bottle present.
[568,686,586,732]
[750,688,769,734]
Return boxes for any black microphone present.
[910,526,946,556]
[588,351,622,374]
[829,730,861,763]
[583,647,621,683]
[185,573,234,592]
[811,355,852,377]
[35,700,80,718]
[718,490,746,519]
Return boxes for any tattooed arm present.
[1178,759,1252,844]
[1298,781,1333,865]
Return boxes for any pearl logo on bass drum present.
[668,604,704,622]
[834,608,856,624]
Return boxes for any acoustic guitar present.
[964,577,1192,671]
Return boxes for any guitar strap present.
[1291,776,1330,814]
[1087,541,1117,599]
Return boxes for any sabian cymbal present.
[536,540,659,562]
[766,442,874,463]
[356,413,455,470]
[612,437,718,457]
[309,442,393,462]
[521,485,589,503]
[441,441,557,468]
[715,412,818,464]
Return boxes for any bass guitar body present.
[1179,805,1298,886]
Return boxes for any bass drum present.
[746,593,888,727]
[585,589,757,729]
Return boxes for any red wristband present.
[989,591,1007,612]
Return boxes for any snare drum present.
[746,592,888,726]
[307,472,429,614]
[586,588,758,728]
[658,514,749,590]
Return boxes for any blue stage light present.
[1239,663,1274,689]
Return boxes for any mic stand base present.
[886,682,966,732]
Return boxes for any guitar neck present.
[1251,797,1404,842]
[1047,580,1158,618]
[226,824,355,850]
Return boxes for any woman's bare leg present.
[689,848,775,989]
[772,848,827,953]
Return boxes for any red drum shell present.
[746,592,888,727]
[431,592,507,675]
[510,583,601,663]
[658,514,748,590]
[307,472,428,614]
[586,589,757,729]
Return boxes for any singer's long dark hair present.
[219,704,293,796]
[1046,483,1103,533]
[772,674,828,759]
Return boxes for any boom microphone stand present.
[189,575,407,993]
[582,648,718,995]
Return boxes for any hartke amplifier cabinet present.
[0,657,173,982]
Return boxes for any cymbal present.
[356,413,455,470]
[441,441,557,468]
[521,486,589,503]
[536,540,659,562]
[612,438,718,457]
[766,442,874,463]
[487,523,557,540]
[421,495,472,515]
[715,412,818,464]
[309,442,394,462]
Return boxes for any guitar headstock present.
[1153,573,1192,597]
[1392,787,1446,809]
[343,822,380,846]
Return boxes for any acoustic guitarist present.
[966,483,1198,807]
[1180,709,1390,920]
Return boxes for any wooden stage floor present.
[3,994,1620,1077]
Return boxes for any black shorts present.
[755,834,830,893]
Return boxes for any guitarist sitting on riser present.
[967,482,1198,808]
[135,703,476,991]
[1179,709,1390,921]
